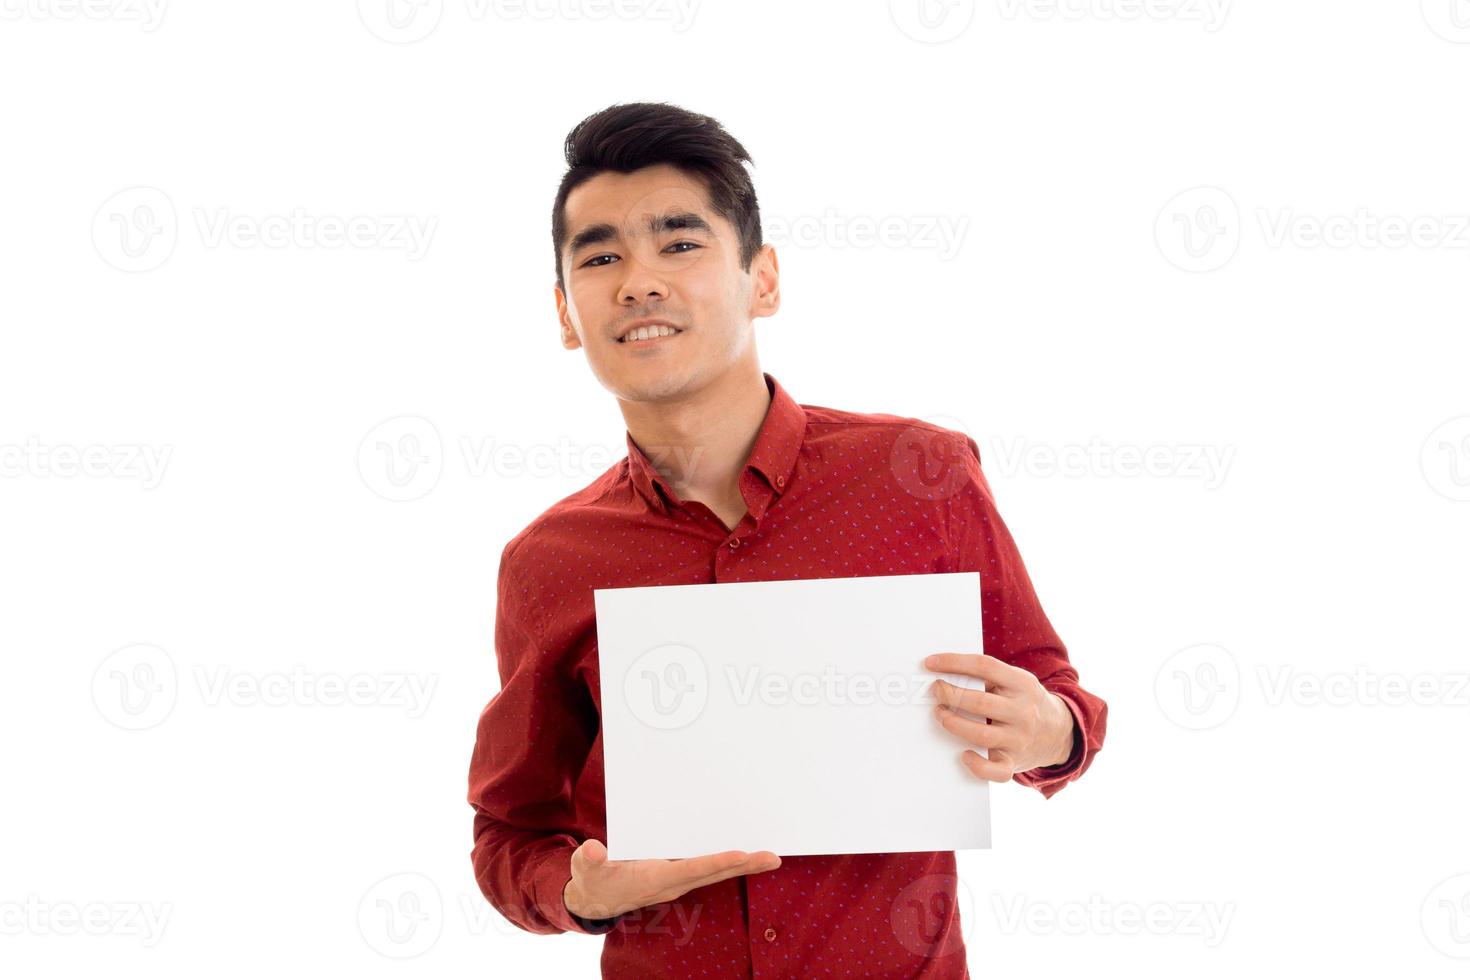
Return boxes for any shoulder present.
[498,457,631,572]
[798,400,983,465]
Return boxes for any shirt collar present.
[625,371,806,515]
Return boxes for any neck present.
[621,365,771,504]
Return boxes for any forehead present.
[562,163,721,239]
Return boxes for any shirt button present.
[775,475,785,487]
[763,927,777,942]
[729,538,740,549]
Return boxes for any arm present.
[945,434,1108,799]
[467,539,620,935]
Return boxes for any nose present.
[617,253,668,305]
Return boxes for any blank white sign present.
[594,571,991,860]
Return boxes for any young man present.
[467,102,1107,979]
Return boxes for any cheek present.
[565,285,606,336]
[566,283,590,320]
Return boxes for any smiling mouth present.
[617,325,685,344]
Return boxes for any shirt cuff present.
[536,837,622,935]
[1014,691,1084,793]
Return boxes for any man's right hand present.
[563,838,782,922]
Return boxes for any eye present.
[582,242,698,268]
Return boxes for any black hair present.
[551,101,762,290]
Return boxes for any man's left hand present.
[923,652,1076,783]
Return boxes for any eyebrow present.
[566,210,714,259]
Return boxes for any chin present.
[604,366,698,404]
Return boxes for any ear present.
[749,243,780,320]
[555,284,582,350]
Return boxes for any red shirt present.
[468,371,1107,979]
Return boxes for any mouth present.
[616,323,685,345]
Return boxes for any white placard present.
[594,571,991,860]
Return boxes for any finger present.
[961,748,1015,783]
[670,853,782,896]
[931,679,1016,722]
[653,850,776,889]
[934,702,1011,750]
[643,851,781,902]
[923,652,1021,687]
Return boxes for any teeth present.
[623,325,678,342]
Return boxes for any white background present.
[3,1,1469,976]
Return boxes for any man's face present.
[555,162,779,403]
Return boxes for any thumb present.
[573,838,609,870]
